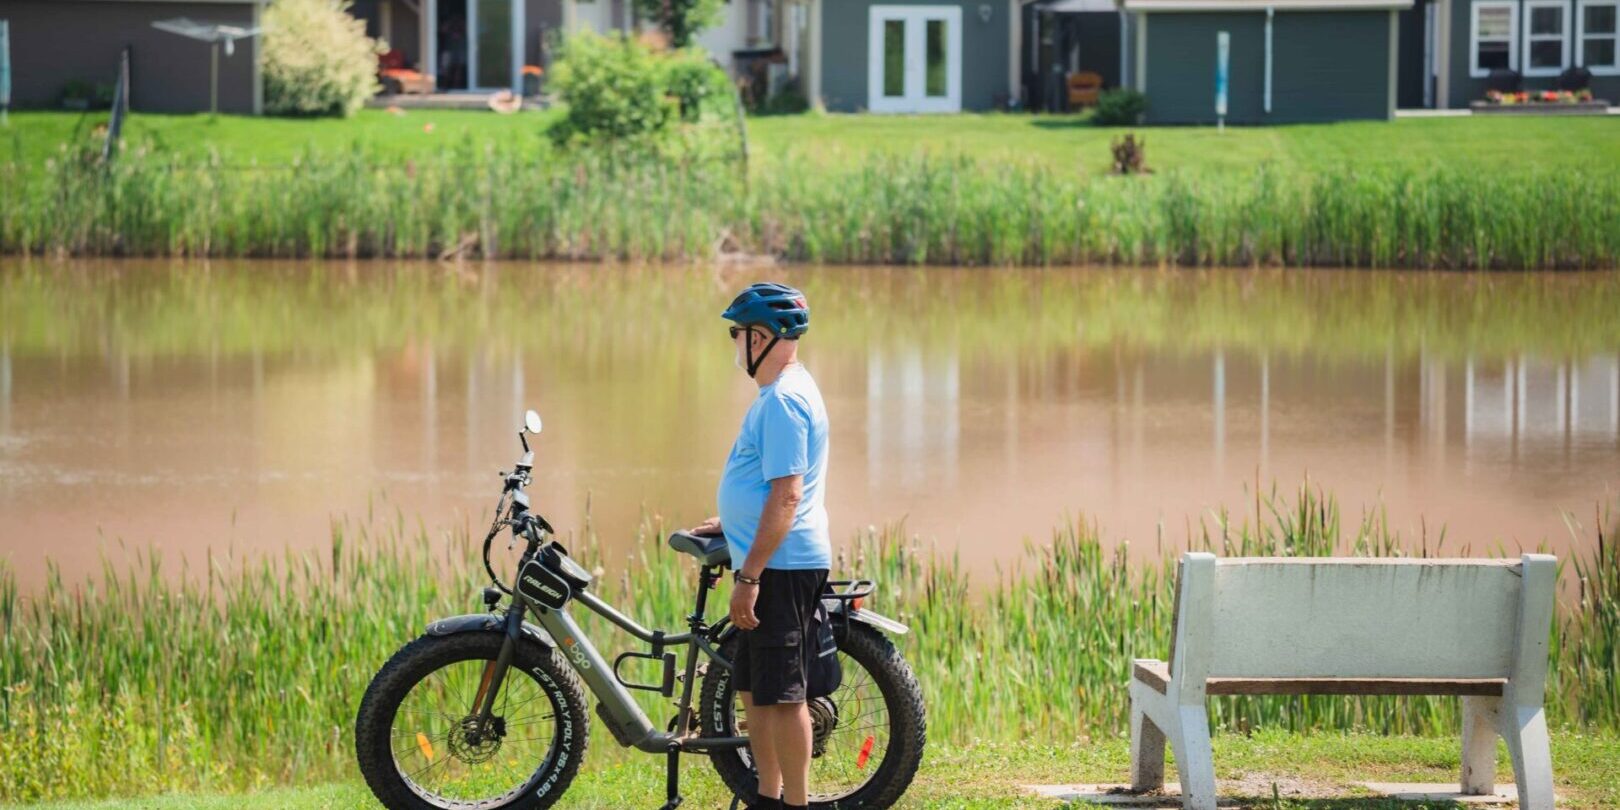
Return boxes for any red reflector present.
[856,735,875,769]
[851,597,865,612]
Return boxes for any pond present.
[2,260,1618,589]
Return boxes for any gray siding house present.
[1393,0,1619,107]
[813,0,1017,112]
[0,0,263,113]
[802,0,1414,116]
[1117,0,1410,123]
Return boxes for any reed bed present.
[4,144,1617,269]
[1,485,1616,803]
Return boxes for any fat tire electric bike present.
[355,411,926,810]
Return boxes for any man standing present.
[689,282,828,810]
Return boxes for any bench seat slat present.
[1132,660,1506,697]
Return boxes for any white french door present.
[867,5,962,113]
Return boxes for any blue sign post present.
[0,20,11,127]
[1215,30,1229,132]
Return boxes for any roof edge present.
[1124,0,1412,10]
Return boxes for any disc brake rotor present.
[445,715,505,765]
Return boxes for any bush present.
[1093,89,1147,126]
[547,34,732,143]
[664,49,733,122]
[263,0,382,117]
[547,33,675,145]
[756,83,811,116]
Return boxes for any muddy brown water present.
[1,260,1617,589]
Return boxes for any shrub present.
[1093,89,1147,126]
[262,0,382,117]
[756,83,811,116]
[664,49,733,122]
[547,33,677,145]
[547,35,732,142]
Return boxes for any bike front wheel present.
[699,622,927,809]
[355,631,590,810]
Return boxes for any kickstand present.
[728,796,744,810]
[658,747,684,810]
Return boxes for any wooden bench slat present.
[1132,660,1506,697]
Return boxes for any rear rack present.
[823,579,875,602]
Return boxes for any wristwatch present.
[733,571,762,586]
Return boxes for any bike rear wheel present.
[699,622,926,809]
[355,631,589,810]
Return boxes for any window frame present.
[1471,0,1521,77]
[1576,0,1620,74]
[1522,0,1571,76]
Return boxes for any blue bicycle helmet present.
[722,282,810,339]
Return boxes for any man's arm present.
[739,475,803,578]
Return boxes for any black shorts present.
[733,568,829,706]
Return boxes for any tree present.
[632,0,724,49]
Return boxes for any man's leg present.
[741,692,783,804]
[769,702,814,807]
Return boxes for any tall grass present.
[1,485,1616,803]
[4,144,1617,269]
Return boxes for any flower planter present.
[1470,100,1610,115]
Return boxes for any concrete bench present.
[1128,552,1557,810]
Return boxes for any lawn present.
[4,108,1618,176]
[14,731,1620,809]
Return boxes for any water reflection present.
[1,261,1617,588]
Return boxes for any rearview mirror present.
[523,409,543,435]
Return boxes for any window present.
[1472,1,1519,76]
[1578,0,1620,72]
[1523,0,1570,75]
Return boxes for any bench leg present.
[1129,699,1167,791]
[1169,706,1217,810]
[1460,695,1499,795]
[1497,703,1555,810]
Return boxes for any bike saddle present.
[667,531,731,568]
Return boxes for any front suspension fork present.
[470,600,529,737]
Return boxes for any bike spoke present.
[390,655,562,807]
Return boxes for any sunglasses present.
[728,326,757,340]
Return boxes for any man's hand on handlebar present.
[689,516,723,537]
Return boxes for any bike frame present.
[461,543,746,810]
[533,561,748,755]
[440,440,895,810]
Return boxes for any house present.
[809,0,1020,112]
[0,0,264,113]
[347,0,802,92]
[1118,0,1412,123]
[1410,0,1620,108]
[0,0,802,114]
[804,0,1408,118]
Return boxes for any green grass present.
[0,109,555,170]
[7,109,1619,176]
[11,732,1620,808]
[2,485,1617,804]
[2,111,1618,267]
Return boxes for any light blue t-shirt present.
[717,364,831,571]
